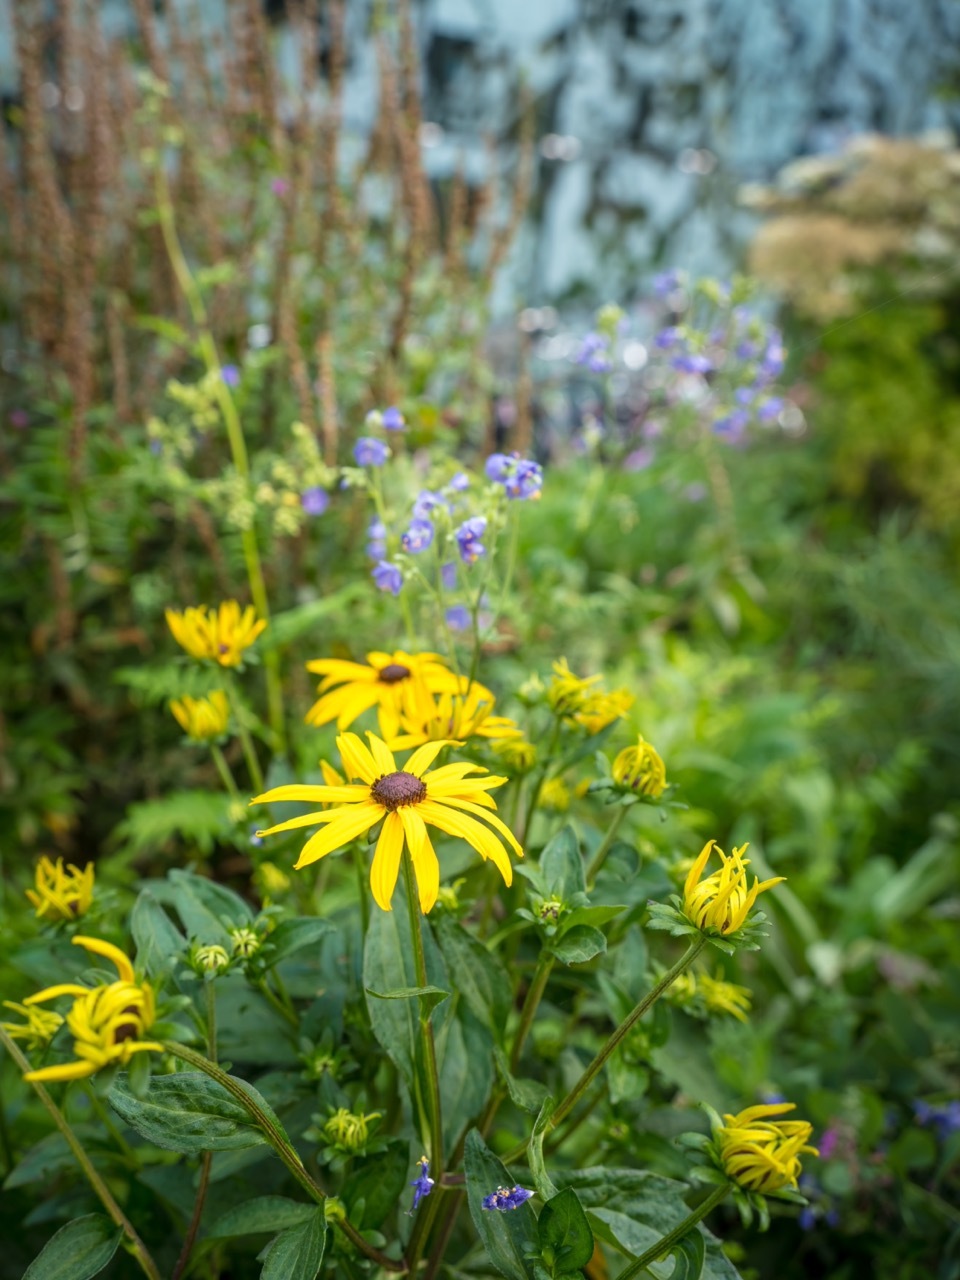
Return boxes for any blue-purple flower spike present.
[410,1156,435,1212]
[481,1185,534,1212]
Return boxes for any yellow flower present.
[547,659,602,714]
[540,777,571,812]
[612,736,667,798]
[717,1103,819,1194]
[493,737,537,772]
[384,683,523,750]
[20,936,162,1083]
[698,971,752,1022]
[305,650,466,739]
[254,861,291,898]
[170,691,230,741]
[26,856,95,921]
[1,1001,64,1051]
[165,600,267,667]
[323,1107,382,1152]
[251,731,522,913]
[574,688,634,734]
[683,840,784,936]
[665,971,698,1006]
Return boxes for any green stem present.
[510,951,554,1071]
[520,716,563,845]
[402,851,445,1275]
[172,982,218,1280]
[82,1083,138,1165]
[613,1184,729,1280]
[0,1027,162,1280]
[209,742,242,806]
[585,806,628,884]
[225,676,265,793]
[161,1041,405,1272]
[501,937,707,1162]
[256,978,299,1029]
[153,163,286,753]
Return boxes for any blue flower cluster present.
[914,1099,960,1138]
[574,332,613,373]
[485,453,543,501]
[409,1156,435,1212]
[481,1184,534,1212]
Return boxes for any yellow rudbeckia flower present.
[251,732,523,913]
[698,971,752,1022]
[383,683,523,750]
[717,1103,819,1194]
[546,659,633,732]
[305,650,465,738]
[1,1001,64,1051]
[170,691,230,741]
[166,600,267,667]
[612,736,667,798]
[20,936,162,1083]
[683,840,784,936]
[26,856,95,921]
[546,658,602,714]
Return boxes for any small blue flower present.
[409,1157,434,1212]
[485,453,513,483]
[382,406,406,432]
[221,364,241,387]
[455,516,487,564]
[757,396,784,422]
[654,326,684,350]
[366,518,387,560]
[671,352,712,375]
[449,471,470,492]
[301,487,329,516]
[401,519,434,554]
[734,386,755,406]
[354,437,389,467]
[652,268,683,297]
[575,333,611,371]
[372,560,403,595]
[413,489,448,520]
[759,330,786,380]
[713,409,749,439]
[735,338,759,360]
[446,605,471,631]
[481,1185,534,1212]
[505,459,542,501]
[249,824,264,848]
[440,561,457,590]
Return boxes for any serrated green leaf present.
[113,791,231,857]
[464,1129,538,1280]
[538,1188,594,1275]
[22,1214,121,1280]
[108,1072,267,1154]
[551,925,606,965]
[208,1196,318,1238]
[259,1209,326,1280]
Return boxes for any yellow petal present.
[399,807,440,913]
[72,937,134,984]
[337,733,380,784]
[364,732,398,776]
[418,800,513,885]
[294,804,381,869]
[404,739,454,778]
[434,795,523,856]
[369,812,405,911]
[23,1059,98,1083]
[23,984,90,1005]
[249,784,368,807]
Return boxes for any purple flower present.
[485,452,544,500]
[671,352,712,375]
[760,330,786,380]
[482,1185,534,1212]
[409,1157,434,1212]
[654,326,684,350]
[915,1100,960,1138]
[683,482,707,503]
[354,437,389,467]
[413,490,448,520]
[9,408,30,429]
[446,605,471,631]
[818,1127,840,1160]
[440,562,457,590]
[366,518,387,560]
[735,339,759,360]
[485,453,513,483]
[652,269,683,297]
[735,387,755,406]
[713,410,749,440]
[249,824,264,848]
[401,518,434,554]
[382,405,406,432]
[574,332,610,369]
[449,471,470,492]
[301,487,329,516]
[455,516,487,564]
[623,446,655,472]
[372,560,403,595]
[149,438,163,456]
[757,396,784,423]
[798,1207,817,1232]
[271,177,290,196]
[221,364,241,387]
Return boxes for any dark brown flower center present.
[113,1006,142,1044]
[378,663,411,684]
[371,770,427,811]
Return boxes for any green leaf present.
[435,915,512,1034]
[130,890,187,976]
[342,1140,410,1229]
[265,918,331,966]
[366,984,450,1019]
[540,826,585,899]
[259,587,368,650]
[133,315,190,345]
[22,1214,121,1280]
[528,1098,558,1200]
[551,925,606,965]
[114,790,231,857]
[661,1230,706,1280]
[4,1127,100,1189]
[259,1209,327,1280]
[560,904,626,934]
[208,1196,318,1238]
[168,868,254,940]
[439,1007,495,1155]
[538,1188,594,1275]
[364,906,449,1088]
[464,1130,538,1280]
[108,1072,268,1154]
[493,1047,550,1115]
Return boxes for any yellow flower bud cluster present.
[717,1103,819,1194]
[546,659,633,733]
[170,691,230,741]
[26,856,95,922]
[683,841,784,937]
[612,737,667,798]
[166,601,266,667]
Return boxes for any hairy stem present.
[613,1183,729,1280]
[585,806,628,884]
[0,1027,162,1280]
[510,951,554,1072]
